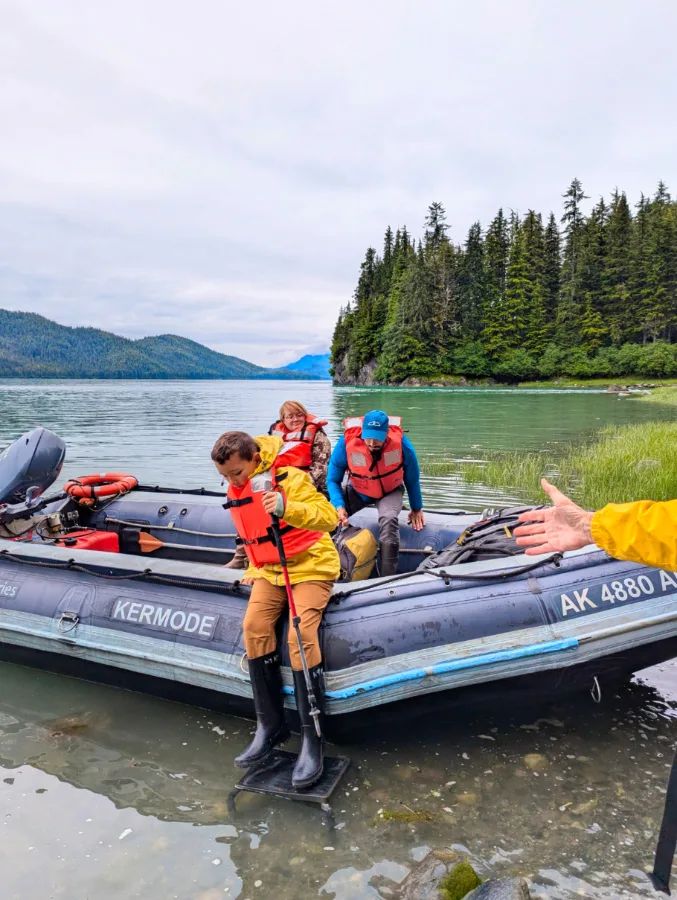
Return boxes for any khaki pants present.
[345,484,405,546]
[243,579,333,670]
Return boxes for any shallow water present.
[1,662,674,899]
[1,379,677,898]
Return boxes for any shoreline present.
[333,376,677,390]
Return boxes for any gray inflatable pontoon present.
[1,428,677,731]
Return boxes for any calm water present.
[1,379,675,509]
[2,379,677,899]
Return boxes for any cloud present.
[1,0,676,366]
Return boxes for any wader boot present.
[292,664,326,789]
[235,651,289,768]
[225,542,248,569]
[379,542,399,577]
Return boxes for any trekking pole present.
[648,742,677,893]
[270,515,323,738]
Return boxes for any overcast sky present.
[2,1,676,366]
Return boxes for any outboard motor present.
[0,427,66,511]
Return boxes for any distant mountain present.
[0,309,315,380]
[283,353,331,379]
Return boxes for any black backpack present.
[416,505,544,572]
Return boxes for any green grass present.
[641,385,677,405]
[518,377,677,389]
[421,384,677,506]
[456,423,677,508]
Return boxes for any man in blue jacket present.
[327,409,425,577]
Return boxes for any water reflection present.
[0,660,674,898]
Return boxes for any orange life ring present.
[64,473,138,504]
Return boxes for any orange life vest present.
[268,414,327,471]
[224,469,323,568]
[343,416,405,499]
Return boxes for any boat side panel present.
[90,495,475,572]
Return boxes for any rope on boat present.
[332,552,563,600]
[104,517,238,539]
[0,548,246,595]
[104,517,433,553]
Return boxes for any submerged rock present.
[466,878,531,899]
[439,861,483,899]
[522,753,547,771]
[396,852,532,900]
[397,850,461,899]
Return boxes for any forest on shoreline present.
[330,180,677,383]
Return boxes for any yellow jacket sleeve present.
[591,499,677,571]
[279,467,339,533]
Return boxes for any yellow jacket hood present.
[253,434,284,474]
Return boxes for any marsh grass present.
[450,423,677,508]
[421,388,677,507]
[642,386,677,405]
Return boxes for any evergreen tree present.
[499,220,531,351]
[543,213,561,327]
[347,247,378,375]
[481,209,510,356]
[522,211,549,352]
[631,194,654,342]
[557,178,589,346]
[577,198,608,348]
[601,190,632,344]
[457,222,485,339]
[642,184,677,342]
[424,202,450,253]
[580,293,607,352]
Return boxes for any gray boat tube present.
[3,501,677,724]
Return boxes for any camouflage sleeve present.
[309,432,331,495]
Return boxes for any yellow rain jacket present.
[243,435,340,586]
[592,500,677,571]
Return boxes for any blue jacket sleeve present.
[402,436,423,511]
[327,436,348,509]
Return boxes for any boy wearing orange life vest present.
[225,401,331,570]
[327,409,426,576]
[212,430,339,789]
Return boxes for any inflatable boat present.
[2,427,677,732]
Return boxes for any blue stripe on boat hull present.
[282,637,579,698]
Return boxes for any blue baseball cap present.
[361,409,389,441]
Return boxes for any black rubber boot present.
[379,542,399,577]
[235,652,289,769]
[291,665,326,789]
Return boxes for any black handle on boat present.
[0,490,67,526]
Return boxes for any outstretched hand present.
[513,478,595,555]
